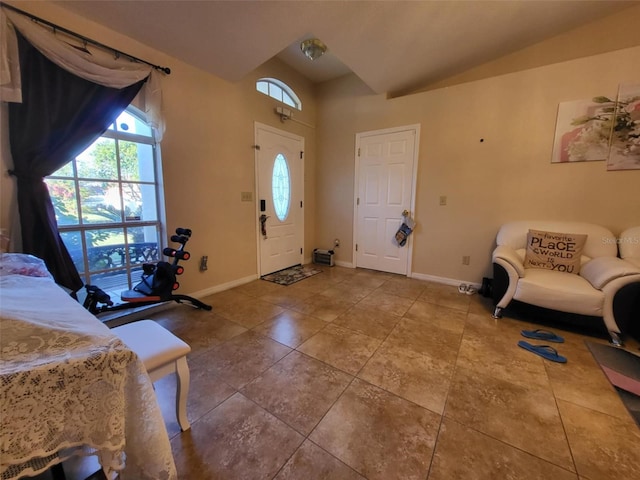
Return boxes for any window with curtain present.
[45,106,164,299]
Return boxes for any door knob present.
[402,210,409,217]
[259,214,269,238]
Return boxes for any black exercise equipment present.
[83,227,211,315]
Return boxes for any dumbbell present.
[175,228,192,237]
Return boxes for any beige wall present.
[0,1,317,294]
[2,1,639,294]
[317,44,640,283]
[405,3,640,95]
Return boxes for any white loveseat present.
[491,221,640,345]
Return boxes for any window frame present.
[272,153,291,221]
[46,106,166,296]
[256,77,302,111]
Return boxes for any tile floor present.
[66,266,640,479]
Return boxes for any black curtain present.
[8,32,146,292]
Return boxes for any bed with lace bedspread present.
[0,273,177,480]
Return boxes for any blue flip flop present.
[521,329,564,343]
[518,341,567,363]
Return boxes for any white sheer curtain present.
[0,8,165,140]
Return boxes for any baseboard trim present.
[410,272,481,289]
[331,262,474,287]
[189,273,259,299]
[334,260,355,268]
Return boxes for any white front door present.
[255,123,304,275]
[354,125,419,275]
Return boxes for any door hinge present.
[357,197,360,206]
[357,147,361,157]
[300,248,303,254]
[356,244,358,251]
[300,151,303,159]
[300,201,303,208]
[253,144,261,150]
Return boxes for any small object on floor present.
[479,277,493,297]
[458,284,477,295]
[517,340,567,363]
[261,265,322,286]
[521,329,565,343]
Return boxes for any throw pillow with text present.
[524,229,588,274]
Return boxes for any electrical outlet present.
[439,195,447,206]
[462,255,470,265]
[200,255,208,271]
[334,238,340,248]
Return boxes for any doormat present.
[586,341,640,426]
[261,265,322,286]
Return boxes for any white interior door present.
[354,126,419,275]
[255,123,304,275]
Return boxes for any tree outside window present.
[46,107,163,299]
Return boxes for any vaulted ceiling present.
[55,1,636,96]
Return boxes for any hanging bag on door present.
[395,212,416,247]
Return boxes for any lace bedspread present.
[0,275,177,480]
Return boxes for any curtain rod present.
[0,2,171,75]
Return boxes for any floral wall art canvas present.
[551,97,615,163]
[607,83,640,171]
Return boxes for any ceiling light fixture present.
[300,38,327,61]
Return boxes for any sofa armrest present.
[492,245,525,311]
[619,226,640,261]
[492,245,525,278]
[601,272,640,335]
[580,257,640,290]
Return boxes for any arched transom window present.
[256,78,302,110]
